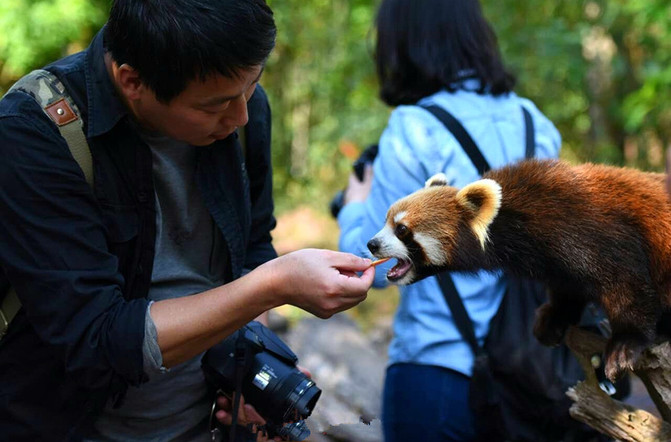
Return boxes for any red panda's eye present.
[395,224,409,238]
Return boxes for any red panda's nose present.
[367,238,380,255]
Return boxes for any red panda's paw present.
[604,336,647,382]
[533,303,567,347]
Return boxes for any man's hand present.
[261,249,375,319]
[215,395,283,441]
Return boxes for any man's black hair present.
[104,0,276,103]
[375,0,516,106]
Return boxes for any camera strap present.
[208,330,257,442]
[228,332,249,441]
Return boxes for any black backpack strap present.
[421,104,491,174]
[522,106,535,159]
[422,104,537,169]
[436,274,484,356]
[421,103,536,358]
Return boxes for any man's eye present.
[395,224,409,238]
[202,102,230,114]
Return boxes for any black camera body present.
[202,321,321,441]
[329,144,379,218]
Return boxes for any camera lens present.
[247,353,322,423]
[201,321,322,441]
[277,373,322,420]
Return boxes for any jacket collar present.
[84,26,129,139]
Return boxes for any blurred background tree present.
[1,0,669,325]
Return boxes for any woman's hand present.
[343,164,373,205]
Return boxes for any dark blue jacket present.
[0,29,277,440]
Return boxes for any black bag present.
[421,105,626,441]
[468,278,588,441]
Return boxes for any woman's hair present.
[375,0,516,106]
[104,0,276,103]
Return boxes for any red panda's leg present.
[603,333,651,382]
[601,285,660,382]
[533,287,587,347]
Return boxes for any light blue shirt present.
[338,87,561,376]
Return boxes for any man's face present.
[133,65,263,146]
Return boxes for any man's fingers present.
[243,403,266,424]
[329,251,372,272]
[215,395,266,427]
[297,364,312,378]
[354,265,375,286]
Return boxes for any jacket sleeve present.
[242,84,278,272]
[0,93,149,389]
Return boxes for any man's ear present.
[455,179,502,250]
[425,173,448,188]
[113,63,144,101]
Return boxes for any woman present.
[337,0,561,440]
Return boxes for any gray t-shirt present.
[89,130,228,441]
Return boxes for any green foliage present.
[1,0,669,214]
[264,0,671,213]
[264,0,390,214]
[0,0,108,87]
[484,0,671,169]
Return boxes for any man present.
[0,1,374,440]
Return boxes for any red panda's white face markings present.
[368,175,503,285]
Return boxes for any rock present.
[280,314,387,442]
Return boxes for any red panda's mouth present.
[387,258,413,281]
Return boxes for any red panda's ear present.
[425,173,448,188]
[456,179,502,250]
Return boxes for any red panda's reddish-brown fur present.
[368,159,671,381]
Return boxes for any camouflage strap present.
[0,69,93,339]
[6,69,93,185]
[0,288,20,339]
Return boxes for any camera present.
[329,143,379,218]
[202,321,321,441]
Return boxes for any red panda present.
[367,158,671,382]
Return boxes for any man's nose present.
[224,96,249,127]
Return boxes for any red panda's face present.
[368,174,502,285]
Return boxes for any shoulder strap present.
[0,288,20,339]
[522,106,535,159]
[421,104,536,173]
[421,104,491,174]
[5,69,93,185]
[1,69,93,339]
[420,103,536,356]
[436,274,484,356]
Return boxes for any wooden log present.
[634,342,671,422]
[567,380,671,441]
[565,326,671,441]
[564,326,607,388]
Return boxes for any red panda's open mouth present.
[387,258,413,282]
